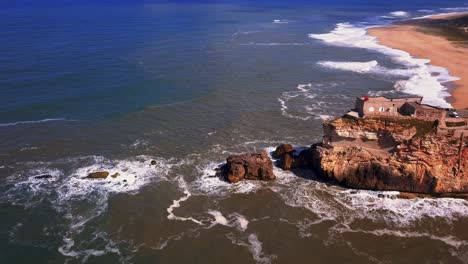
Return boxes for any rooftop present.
[358,93,423,100]
[382,94,423,100]
[405,102,446,110]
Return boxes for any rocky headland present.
[222,115,468,199]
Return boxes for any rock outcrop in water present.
[222,151,276,183]
[34,174,53,180]
[86,171,110,179]
[277,116,468,196]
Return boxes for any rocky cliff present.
[221,151,276,183]
[277,116,468,196]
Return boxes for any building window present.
[379,107,385,112]
[369,107,375,112]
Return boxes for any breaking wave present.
[3,147,468,262]
[389,11,409,17]
[1,155,174,261]
[318,60,379,73]
[309,22,458,108]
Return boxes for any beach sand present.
[368,13,468,109]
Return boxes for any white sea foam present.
[129,139,149,149]
[339,190,468,225]
[2,155,174,261]
[248,234,275,264]
[318,115,334,121]
[273,178,468,227]
[167,176,203,225]
[234,214,249,232]
[273,19,290,24]
[389,11,409,17]
[206,210,250,232]
[56,156,172,259]
[309,22,458,108]
[318,60,378,73]
[0,118,70,127]
[317,60,436,80]
[191,161,261,196]
[270,176,468,251]
[58,156,169,201]
[317,59,459,97]
[337,227,468,249]
[226,233,275,264]
[208,210,230,226]
[278,82,344,121]
[2,167,63,208]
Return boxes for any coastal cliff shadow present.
[271,147,331,185]
[271,145,356,189]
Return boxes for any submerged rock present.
[222,151,276,183]
[279,153,294,170]
[86,171,110,179]
[150,160,157,165]
[34,174,53,179]
[111,172,120,178]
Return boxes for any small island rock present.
[222,151,276,183]
[86,171,110,179]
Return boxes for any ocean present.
[1,1,468,263]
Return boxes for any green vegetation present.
[446,121,466,127]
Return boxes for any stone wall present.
[415,108,445,120]
[355,96,422,117]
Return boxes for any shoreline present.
[368,12,468,109]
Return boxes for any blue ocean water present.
[1,0,467,123]
[1,1,468,263]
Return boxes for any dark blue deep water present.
[1,1,468,263]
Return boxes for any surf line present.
[166,177,203,225]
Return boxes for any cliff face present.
[324,116,430,143]
[314,117,468,194]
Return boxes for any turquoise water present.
[1,1,468,263]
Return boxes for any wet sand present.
[368,13,468,109]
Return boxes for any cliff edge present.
[277,116,468,196]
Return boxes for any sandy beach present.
[368,13,468,109]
